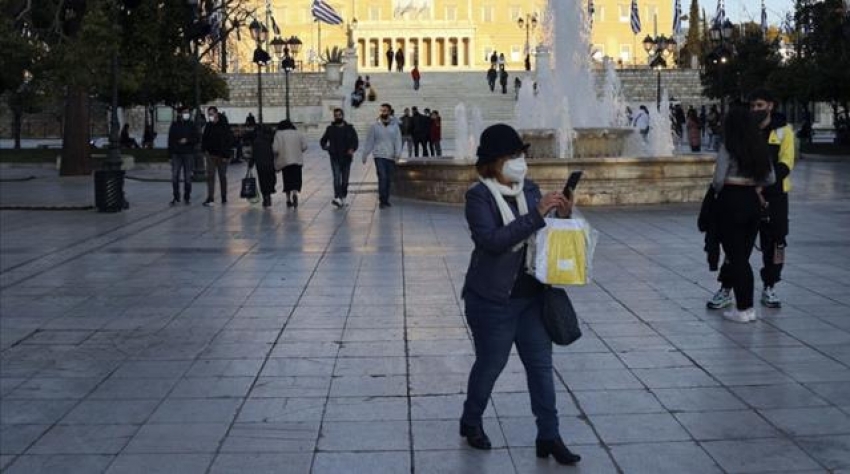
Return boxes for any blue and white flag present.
[312,0,343,25]
[673,0,682,35]
[713,0,725,26]
[760,0,768,34]
[630,0,641,34]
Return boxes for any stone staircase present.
[304,71,521,151]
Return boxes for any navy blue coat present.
[462,180,546,304]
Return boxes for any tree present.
[0,10,43,149]
[4,0,251,175]
[700,24,782,107]
[679,0,702,67]
[785,0,850,143]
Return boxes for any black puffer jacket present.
[202,119,233,157]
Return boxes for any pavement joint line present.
[0,206,191,290]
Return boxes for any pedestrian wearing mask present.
[201,106,233,206]
[459,123,581,466]
[167,106,197,205]
[707,106,775,322]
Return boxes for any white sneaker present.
[761,287,781,308]
[723,307,757,323]
[331,198,342,208]
[340,197,348,207]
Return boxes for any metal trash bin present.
[94,169,126,213]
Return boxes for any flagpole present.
[318,20,322,57]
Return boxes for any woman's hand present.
[537,191,569,216]
[556,189,574,218]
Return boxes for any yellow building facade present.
[241,0,674,71]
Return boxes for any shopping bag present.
[240,166,258,200]
[534,217,597,286]
[541,286,582,346]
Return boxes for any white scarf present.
[479,178,537,271]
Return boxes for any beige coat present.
[272,129,308,171]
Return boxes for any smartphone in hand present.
[563,170,583,196]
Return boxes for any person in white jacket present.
[272,120,308,208]
[361,103,403,208]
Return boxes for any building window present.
[445,5,457,21]
[482,6,494,22]
[369,6,380,21]
[511,45,521,62]
[645,5,658,22]
[509,6,521,21]
[594,6,605,22]
[619,44,632,62]
[618,4,629,22]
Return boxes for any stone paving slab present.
[1,154,850,473]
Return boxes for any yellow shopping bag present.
[534,218,595,286]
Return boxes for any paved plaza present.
[1,154,849,473]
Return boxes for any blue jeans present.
[170,153,194,200]
[374,157,396,205]
[461,291,559,439]
[330,156,352,199]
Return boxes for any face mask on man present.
[501,155,528,183]
[752,110,770,126]
[208,114,216,122]
[182,113,191,121]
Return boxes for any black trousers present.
[413,137,429,157]
[716,185,761,310]
[720,192,788,290]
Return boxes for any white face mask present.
[182,113,191,121]
[501,155,527,183]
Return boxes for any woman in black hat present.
[459,123,580,465]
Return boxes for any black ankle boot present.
[459,422,492,450]
[536,437,581,465]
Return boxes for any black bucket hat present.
[476,123,529,165]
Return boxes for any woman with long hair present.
[272,120,308,208]
[711,105,775,322]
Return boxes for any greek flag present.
[311,0,343,25]
[760,0,768,34]
[589,0,595,28]
[713,0,725,26]
[630,0,641,34]
[672,0,682,35]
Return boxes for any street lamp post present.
[708,19,735,117]
[517,13,538,71]
[642,34,677,110]
[249,20,270,125]
[187,0,206,182]
[272,36,303,121]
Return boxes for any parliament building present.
[237,0,675,72]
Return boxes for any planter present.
[324,63,343,83]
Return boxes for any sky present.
[717,0,793,25]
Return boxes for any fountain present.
[393,0,714,205]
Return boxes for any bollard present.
[94,169,126,212]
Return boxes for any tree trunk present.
[60,86,92,176]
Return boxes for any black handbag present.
[240,166,258,200]
[541,286,582,346]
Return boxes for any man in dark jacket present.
[386,48,394,71]
[486,66,497,92]
[201,106,233,206]
[320,108,359,208]
[411,106,430,157]
[168,107,198,205]
[395,48,405,72]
